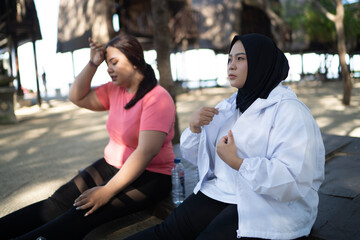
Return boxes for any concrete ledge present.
[85,211,160,240]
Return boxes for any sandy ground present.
[0,80,359,218]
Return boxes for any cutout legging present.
[0,158,171,240]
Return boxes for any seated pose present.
[126,33,325,240]
[0,33,176,240]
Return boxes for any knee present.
[49,181,80,211]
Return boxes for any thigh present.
[50,158,117,209]
[108,170,172,215]
[153,192,230,240]
[196,204,238,240]
[197,206,310,240]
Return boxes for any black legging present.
[0,158,171,240]
[125,192,309,240]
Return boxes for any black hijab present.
[230,33,289,112]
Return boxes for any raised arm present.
[68,38,106,111]
[73,130,167,216]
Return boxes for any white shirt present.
[180,84,325,240]
[201,110,239,204]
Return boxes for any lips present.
[228,74,236,79]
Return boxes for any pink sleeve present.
[95,82,111,110]
[140,87,175,134]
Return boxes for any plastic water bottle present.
[171,158,185,206]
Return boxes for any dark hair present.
[105,33,158,109]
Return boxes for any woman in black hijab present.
[126,33,325,240]
[232,33,289,112]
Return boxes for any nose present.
[107,65,113,74]
[228,61,236,71]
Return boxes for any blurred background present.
[0,0,359,109]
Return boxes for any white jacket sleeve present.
[180,127,201,165]
[238,100,324,202]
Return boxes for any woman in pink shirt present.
[0,33,176,240]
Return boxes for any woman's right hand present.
[89,38,105,66]
[189,107,219,133]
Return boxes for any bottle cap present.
[174,158,181,163]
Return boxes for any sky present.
[34,0,60,55]
[3,0,359,97]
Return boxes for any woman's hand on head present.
[73,186,112,216]
[217,130,243,170]
[189,107,219,133]
[89,38,105,66]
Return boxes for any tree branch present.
[313,0,336,22]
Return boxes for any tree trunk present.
[151,0,180,144]
[334,0,351,105]
[313,0,352,105]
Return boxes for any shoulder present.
[262,85,313,124]
[216,92,237,110]
[150,85,171,96]
[143,85,174,102]
[280,88,309,114]
[268,85,307,110]
[96,81,125,93]
[276,97,314,130]
[98,81,114,89]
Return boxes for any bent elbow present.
[149,147,162,159]
[68,94,75,103]
[68,95,81,107]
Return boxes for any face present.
[106,46,138,90]
[227,40,248,89]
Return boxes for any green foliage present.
[344,3,360,39]
[282,1,305,30]
[304,1,336,43]
[283,0,360,46]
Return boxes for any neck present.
[126,72,144,93]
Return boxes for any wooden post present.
[301,53,305,80]
[71,51,76,79]
[7,37,14,79]
[11,34,24,96]
[32,37,42,107]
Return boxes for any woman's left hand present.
[217,130,243,170]
[74,186,112,216]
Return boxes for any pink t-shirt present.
[95,83,175,175]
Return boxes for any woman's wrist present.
[89,60,99,68]
[190,125,201,133]
[102,184,116,200]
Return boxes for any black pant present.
[0,158,171,240]
[125,192,309,240]
[125,191,238,240]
